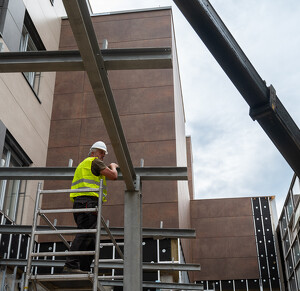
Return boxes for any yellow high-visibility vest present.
[70,157,107,202]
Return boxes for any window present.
[292,239,300,266]
[19,11,45,99]
[0,132,32,222]
[286,194,294,221]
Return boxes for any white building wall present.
[0,0,64,224]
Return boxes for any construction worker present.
[63,141,119,274]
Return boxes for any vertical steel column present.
[124,176,142,290]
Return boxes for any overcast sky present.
[88,0,300,216]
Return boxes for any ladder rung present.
[34,229,97,235]
[29,273,123,281]
[31,250,95,257]
[39,208,97,214]
[40,188,100,194]
[29,273,92,281]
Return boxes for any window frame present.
[0,131,32,222]
[19,11,45,102]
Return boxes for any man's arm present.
[100,163,119,180]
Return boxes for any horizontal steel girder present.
[62,0,135,190]
[0,259,200,271]
[173,0,300,177]
[27,275,203,290]
[0,48,172,72]
[0,225,196,238]
[0,166,188,180]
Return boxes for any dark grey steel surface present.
[124,189,142,290]
[62,0,135,190]
[173,0,300,177]
[28,275,203,290]
[0,259,200,271]
[0,48,172,72]
[0,166,188,180]
[0,225,196,238]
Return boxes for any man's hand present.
[101,163,119,180]
[108,163,119,169]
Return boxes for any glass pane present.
[286,252,294,277]
[207,280,220,291]
[292,239,300,265]
[289,275,296,291]
[284,233,291,254]
[234,279,247,291]
[221,280,233,291]
[248,279,260,290]
[286,195,294,221]
[3,179,20,219]
[296,265,300,290]
[1,148,22,220]
[281,214,288,237]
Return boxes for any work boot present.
[62,266,88,274]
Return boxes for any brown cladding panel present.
[108,69,173,90]
[113,86,175,116]
[186,136,194,200]
[51,93,84,121]
[120,112,175,143]
[79,114,175,150]
[46,146,80,167]
[93,15,171,44]
[61,38,172,52]
[193,258,259,281]
[82,92,101,119]
[102,202,179,229]
[192,216,255,238]
[54,71,85,95]
[59,24,77,49]
[143,202,179,228]
[142,181,178,203]
[76,140,176,167]
[48,119,81,148]
[192,236,257,259]
[127,140,176,167]
[191,198,253,219]
[60,9,172,49]
[102,204,125,227]
[107,38,171,49]
[79,118,110,147]
[104,180,178,205]
[91,9,171,24]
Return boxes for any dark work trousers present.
[65,196,98,271]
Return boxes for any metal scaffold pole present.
[24,182,42,290]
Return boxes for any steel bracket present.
[249,85,277,121]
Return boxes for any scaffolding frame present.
[24,181,115,291]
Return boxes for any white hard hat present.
[90,141,108,154]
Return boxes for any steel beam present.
[124,189,142,291]
[26,276,203,290]
[0,225,196,238]
[174,0,300,177]
[29,275,203,290]
[0,48,172,72]
[0,259,201,271]
[0,166,188,180]
[62,0,135,190]
[99,280,203,290]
